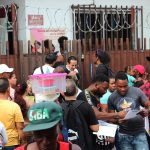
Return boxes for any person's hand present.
[118,118,128,124]
[68,71,77,77]
[136,109,149,117]
[104,137,115,143]
[118,110,127,119]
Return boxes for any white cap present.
[0,64,14,73]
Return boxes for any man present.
[58,36,68,54]
[63,56,79,81]
[33,53,57,75]
[108,71,150,150]
[100,76,116,112]
[0,64,17,100]
[93,49,114,77]
[77,74,125,150]
[0,78,24,150]
[77,74,125,121]
[62,79,99,150]
[15,101,81,150]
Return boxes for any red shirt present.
[140,82,150,100]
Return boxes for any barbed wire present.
[1,4,150,33]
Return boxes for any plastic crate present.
[29,73,67,94]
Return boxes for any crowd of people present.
[0,46,150,150]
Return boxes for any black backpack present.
[61,100,94,150]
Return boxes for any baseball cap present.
[0,64,14,73]
[134,65,145,75]
[23,101,63,132]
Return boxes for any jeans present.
[115,129,121,150]
[118,132,149,150]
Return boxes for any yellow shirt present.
[0,100,24,146]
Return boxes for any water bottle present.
[62,126,68,142]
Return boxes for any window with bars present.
[72,5,143,50]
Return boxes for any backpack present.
[61,100,94,150]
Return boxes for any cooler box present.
[29,73,67,94]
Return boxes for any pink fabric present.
[134,65,145,75]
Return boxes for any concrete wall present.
[1,0,150,52]
[0,0,27,51]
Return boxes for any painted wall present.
[0,0,26,51]
[1,0,150,52]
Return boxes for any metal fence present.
[0,38,150,88]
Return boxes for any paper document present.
[93,120,118,137]
[124,110,139,120]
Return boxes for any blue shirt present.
[127,74,135,86]
[100,90,112,104]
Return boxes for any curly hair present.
[14,82,28,118]
[95,49,111,64]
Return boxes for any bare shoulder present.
[26,142,39,150]
[72,144,81,150]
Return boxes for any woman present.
[8,72,17,100]
[14,82,34,120]
[14,82,34,144]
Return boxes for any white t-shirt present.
[0,121,8,146]
[76,88,82,97]
[33,64,54,75]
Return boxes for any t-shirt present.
[108,87,148,135]
[33,64,54,75]
[100,90,112,104]
[95,64,109,77]
[0,100,24,146]
[62,65,80,81]
[76,88,82,97]
[77,90,113,148]
[62,100,98,150]
[127,74,135,86]
[140,82,150,100]
[77,90,101,110]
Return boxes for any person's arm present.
[137,100,150,117]
[14,103,25,141]
[84,102,99,132]
[92,106,126,121]
[72,144,81,150]
[16,122,25,140]
[136,88,150,117]
[89,124,99,132]
[101,104,108,112]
